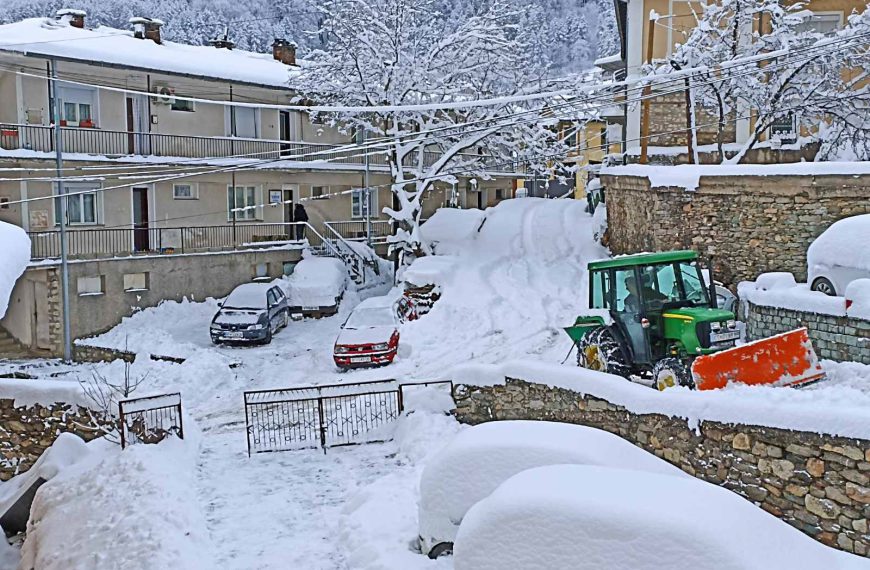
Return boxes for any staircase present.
[305,223,387,287]
[0,326,34,360]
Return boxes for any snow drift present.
[0,221,30,319]
[453,464,868,570]
[417,420,685,553]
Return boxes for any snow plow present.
[564,251,825,391]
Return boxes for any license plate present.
[711,330,740,343]
[302,306,319,311]
[224,331,244,339]
[350,356,371,363]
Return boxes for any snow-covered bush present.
[417,421,685,554]
[0,221,30,319]
[453,464,865,570]
[845,278,870,320]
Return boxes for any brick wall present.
[454,378,870,557]
[601,173,870,284]
[743,301,870,365]
[648,92,737,147]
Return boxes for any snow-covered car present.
[453,464,865,570]
[283,257,348,319]
[807,214,870,296]
[210,282,289,345]
[417,421,685,559]
[333,295,414,369]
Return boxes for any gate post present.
[317,396,327,453]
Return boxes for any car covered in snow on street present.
[808,214,870,296]
[417,420,686,559]
[333,296,415,369]
[453,464,866,570]
[210,282,289,345]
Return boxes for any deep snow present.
[0,221,30,320]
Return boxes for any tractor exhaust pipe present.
[707,255,717,309]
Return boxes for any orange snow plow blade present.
[691,328,825,391]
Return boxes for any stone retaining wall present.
[454,379,870,557]
[601,173,870,284]
[0,399,110,481]
[743,301,870,365]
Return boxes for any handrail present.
[320,221,378,276]
[300,222,365,283]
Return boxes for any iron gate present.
[243,380,452,455]
[118,392,184,449]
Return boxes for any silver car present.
[807,214,870,296]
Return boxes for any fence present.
[118,392,184,449]
[243,380,453,455]
[27,222,325,260]
[325,220,394,244]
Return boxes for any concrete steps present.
[0,327,34,360]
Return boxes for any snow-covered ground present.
[3,198,870,567]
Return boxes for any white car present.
[807,214,870,296]
[453,464,866,570]
[416,421,685,558]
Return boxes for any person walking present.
[293,203,308,241]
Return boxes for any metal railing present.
[243,380,453,455]
[324,220,394,244]
[118,392,184,449]
[27,222,324,260]
[0,123,518,172]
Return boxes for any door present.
[283,188,294,238]
[132,187,150,252]
[612,268,651,364]
[279,111,292,156]
[126,97,135,154]
[126,96,149,155]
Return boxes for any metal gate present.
[243,380,452,455]
[119,392,184,449]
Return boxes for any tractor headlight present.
[710,321,722,332]
[726,319,737,329]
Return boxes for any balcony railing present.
[27,222,325,261]
[0,123,517,172]
[324,220,394,244]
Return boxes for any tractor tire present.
[652,357,694,391]
[577,327,630,378]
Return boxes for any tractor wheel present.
[652,358,694,391]
[577,327,630,378]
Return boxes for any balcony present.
[0,124,518,173]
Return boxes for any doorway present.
[279,111,293,156]
[132,187,150,252]
[125,95,149,155]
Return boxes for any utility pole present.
[49,59,72,362]
[639,14,657,164]
[357,128,372,246]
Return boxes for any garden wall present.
[600,170,870,284]
[454,375,870,557]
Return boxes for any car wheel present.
[811,277,837,296]
[427,542,453,559]
[576,327,630,378]
[263,327,273,345]
[652,357,694,391]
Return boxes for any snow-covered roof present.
[0,17,301,89]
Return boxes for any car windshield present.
[344,307,395,329]
[224,287,266,309]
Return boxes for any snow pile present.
[0,538,18,569]
[418,421,686,551]
[20,430,214,570]
[808,214,870,273]
[453,464,866,570]
[601,162,870,192]
[282,256,348,307]
[454,360,870,440]
[400,198,609,377]
[754,272,798,291]
[0,434,89,534]
[0,221,30,320]
[419,208,487,254]
[0,377,90,409]
[845,279,870,320]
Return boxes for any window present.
[0,197,8,210]
[591,271,610,309]
[54,183,101,225]
[311,186,327,199]
[77,275,104,296]
[171,98,195,112]
[123,272,149,291]
[58,85,96,127]
[352,188,377,219]
[232,106,258,138]
[795,12,842,35]
[495,189,506,201]
[227,186,260,221]
[254,263,269,279]
[173,183,197,200]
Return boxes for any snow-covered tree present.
[294,0,577,259]
[645,0,870,162]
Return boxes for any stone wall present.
[743,301,870,365]
[648,92,736,147]
[0,399,110,481]
[601,173,870,284]
[454,379,870,557]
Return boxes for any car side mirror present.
[217,302,223,308]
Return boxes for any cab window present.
[590,270,609,309]
[678,262,710,305]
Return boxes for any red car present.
[333,296,416,369]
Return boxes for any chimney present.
[272,39,297,66]
[208,30,235,50]
[56,9,86,29]
[129,17,164,45]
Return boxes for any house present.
[0,9,522,357]
[597,0,865,164]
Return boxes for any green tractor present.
[565,250,740,391]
